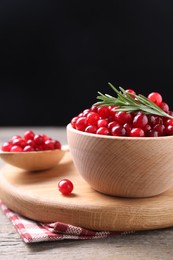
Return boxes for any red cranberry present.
[115,111,132,125]
[159,102,169,113]
[54,140,62,150]
[108,121,120,131]
[23,130,35,141]
[12,138,26,148]
[85,125,97,134]
[129,128,145,137]
[97,119,108,128]
[153,124,165,136]
[75,117,87,131]
[87,112,100,126]
[111,126,126,136]
[165,125,173,135]
[133,113,148,129]
[1,142,12,152]
[123,123,132,134]
[71,116,78,128]
[23,145,35,152]
[146,130,159,137]
[34,134,44,145]
[97,106,110,118]
[58,179,74,195]
[44,140,55,150]
[96,127,110,135]
[10,145,23,152]
[165,119,173,126]
[147,92,162,105]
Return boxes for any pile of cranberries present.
[1,130,62,152]
[70,90,173,137]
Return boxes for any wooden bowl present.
[67,123,173,198]
[0,148,66,171]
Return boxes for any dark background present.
[0,0,173,126]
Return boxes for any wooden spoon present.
[0,144,69,171]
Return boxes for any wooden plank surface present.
[1,127,173,259]
[2,151,173,232]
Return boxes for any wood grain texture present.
[1,214,173,260]
[1,151,173,232]
[1,127,173,259]
[0,149,65,171]
[67,123,173,198]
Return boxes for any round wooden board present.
[0,151,173,232]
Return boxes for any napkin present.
[0,201,134,243]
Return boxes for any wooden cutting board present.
[0,151,173,232]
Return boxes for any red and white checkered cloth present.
[0,201,135,243]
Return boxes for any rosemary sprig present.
[95,82,173,119]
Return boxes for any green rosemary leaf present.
[95,83,173,119]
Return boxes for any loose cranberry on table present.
[70,86,173,137]
[1,130,62,152]
[58,179,74,195]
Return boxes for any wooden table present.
[1,127,173,260]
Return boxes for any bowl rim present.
[66,123,173,141]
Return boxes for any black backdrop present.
[0,0,173,126]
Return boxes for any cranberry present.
[165,125,173,135]
[34,134,44,145]
[133,113,148,129]
[97,119,108,128]
[108,121,120,131]
[97,106,110,118]
[10,145,23,152]
[123,123,132,134]
[43,140,55,150]
[70,116,78,128]
[125,89,136,95]
[54,140,62,150]
[148,92,162,105]
[147,115,155,126]
[82,109,90,117]
[108,106,117,121]
[11,135,21,141]
[159,102,169,113]
[153,124,165,136]
[165,119,173,126]
[146,130,159,137]
[155,116,163,125]
[26,139,35,148]
[58,179,74,195]
[169,111,173,117]
[144,124,151,132]
[96,127,110,135]
[1,142,12,152]
[111,126,126,136]
[85,125,97,134]
[35,145,44,151]
[23,130,35,141]
[124,89,136,99]
[12,137,26,148]
[129,128,145,137]
[41,134,51,141]
[87,112,100,126]
[90,105,98,112]
[23,145,35,152]
[115,111,132,125]
[75,117,87,131]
